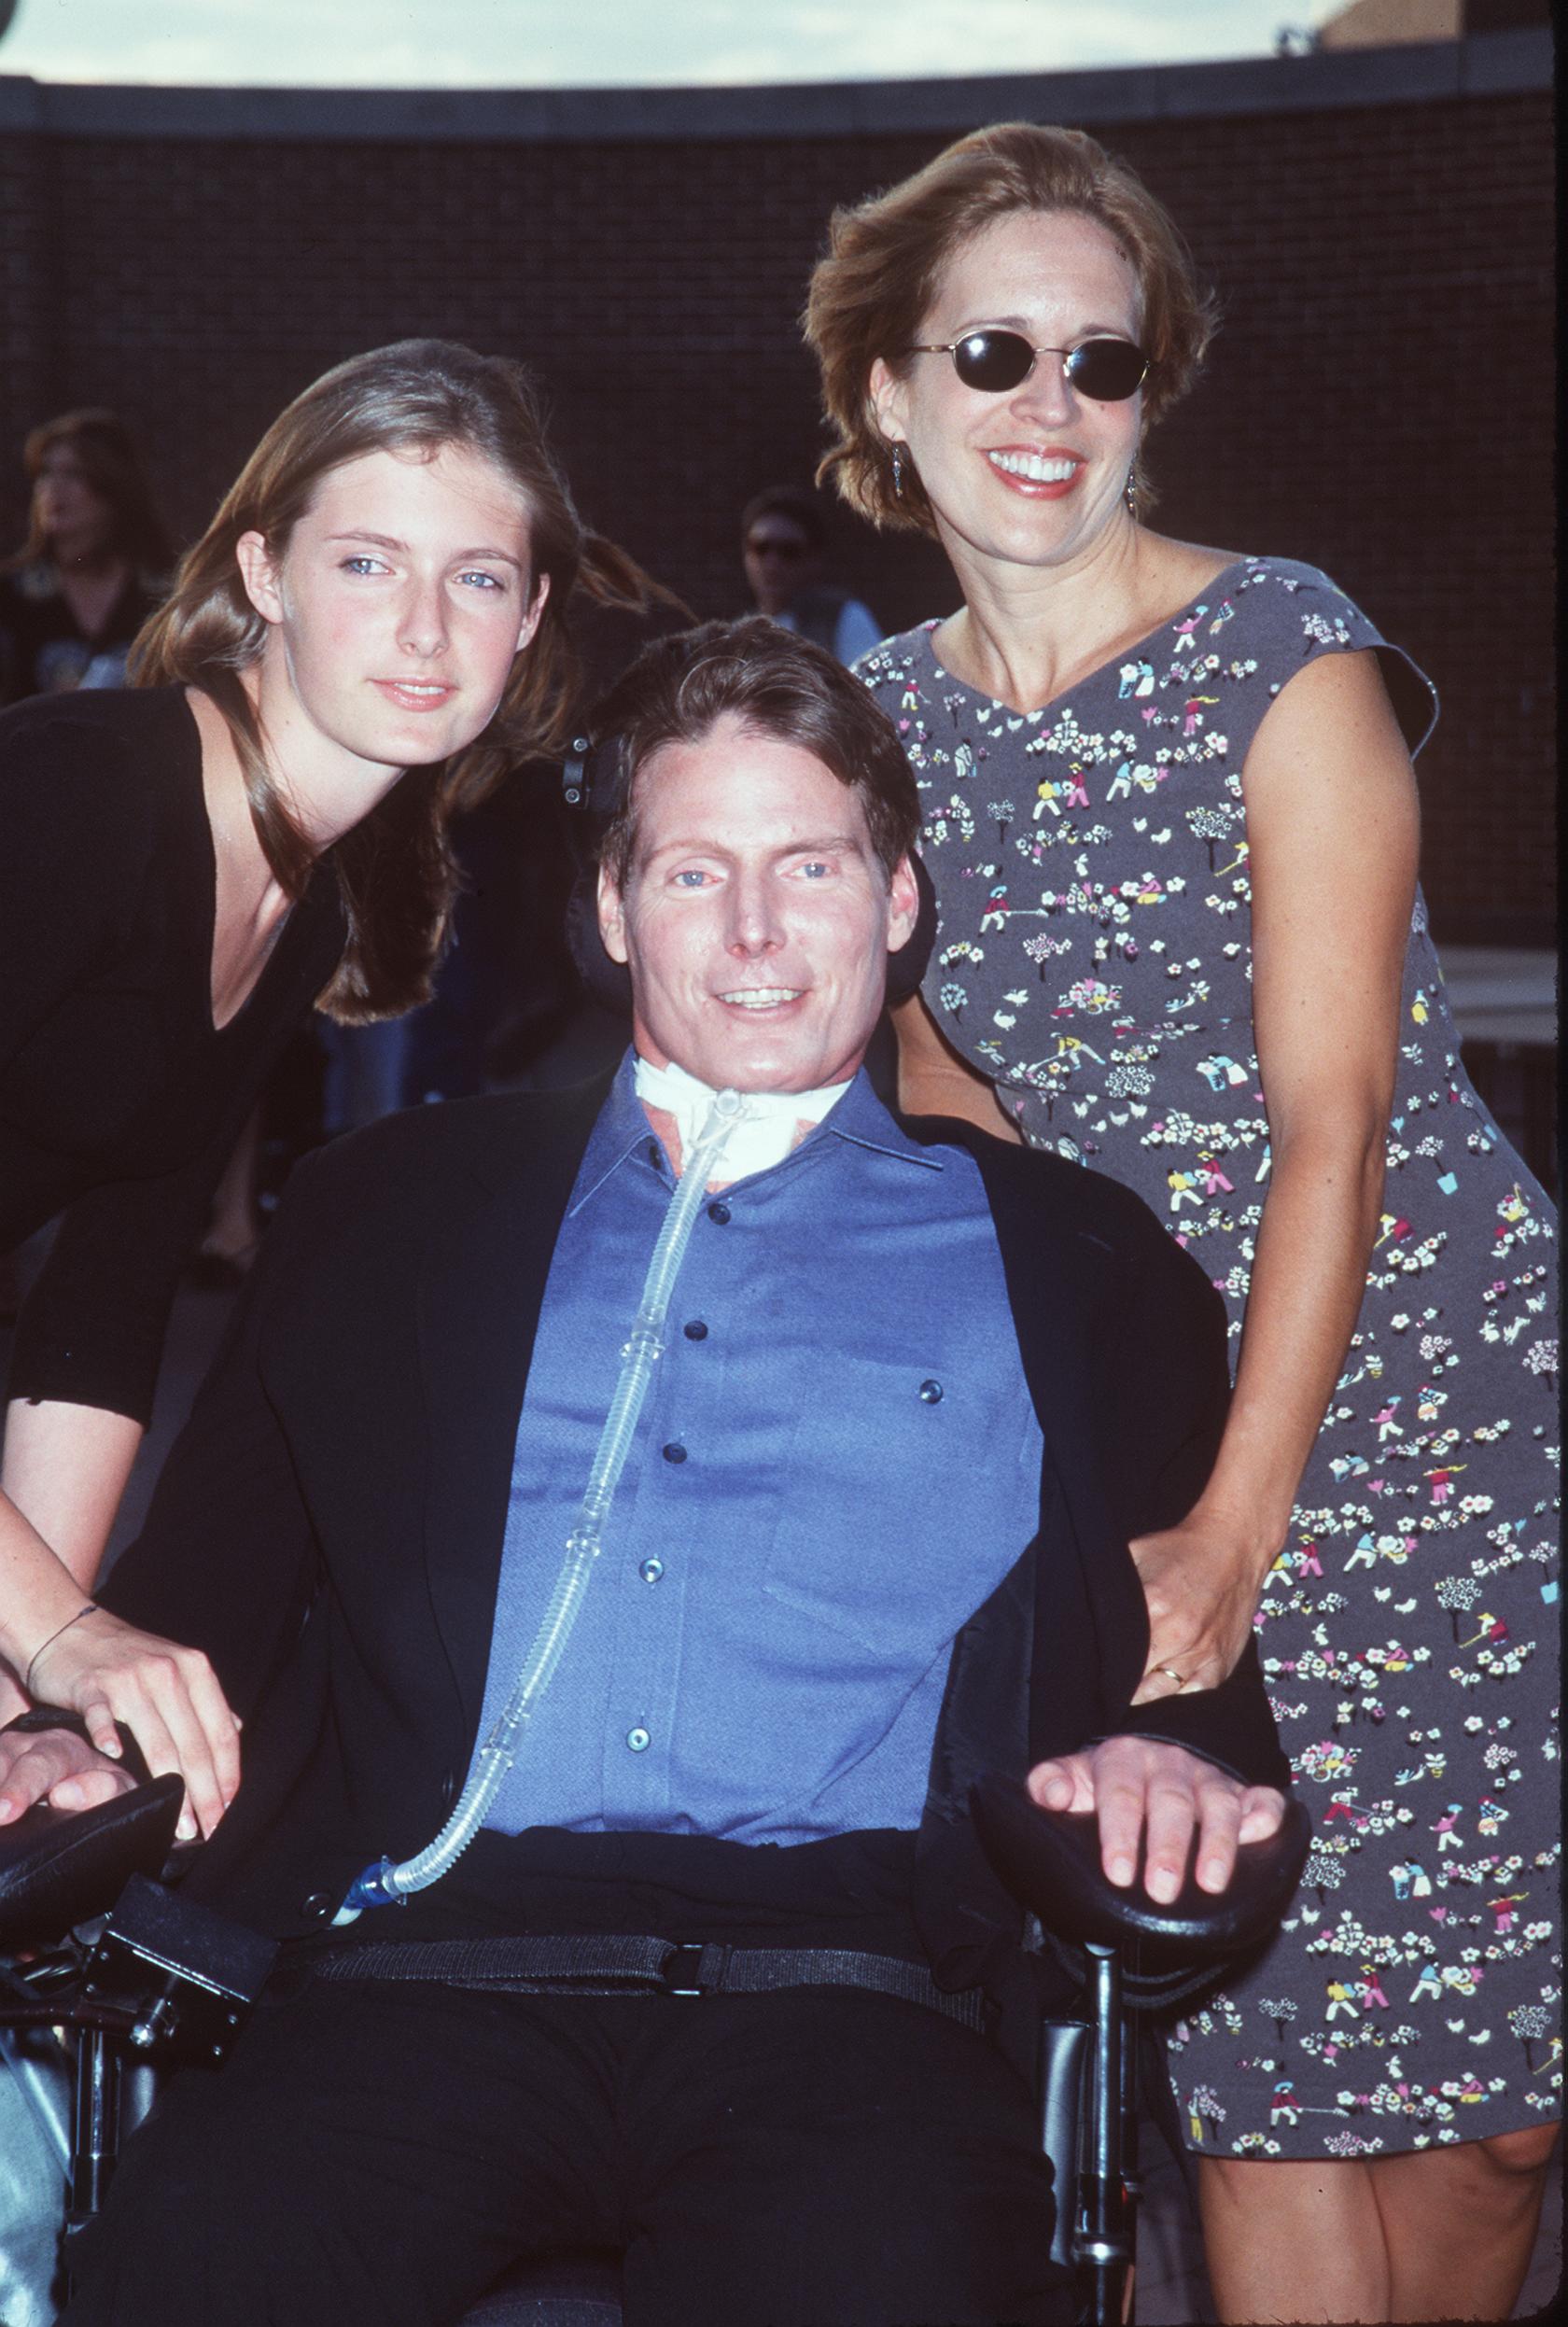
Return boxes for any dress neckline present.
[174,687,312,1040]
[915,554,1257,723]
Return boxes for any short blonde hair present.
[804,122,1218,534]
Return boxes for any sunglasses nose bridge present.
[1004,343,1077,414]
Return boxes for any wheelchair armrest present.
[0,1777,185,1951]
[970,1773,1311,1968]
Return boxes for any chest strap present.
[310,1932,988,2033]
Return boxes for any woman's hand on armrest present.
[21,1609,239,1843]
[0,1723,137,1826]
[1028,1734,1285,1904]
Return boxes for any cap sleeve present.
[1253,559,1437,761]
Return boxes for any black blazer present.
[101,1074,1289,1954]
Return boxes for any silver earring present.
[1125,463,1139,513]
[891,443,906,498]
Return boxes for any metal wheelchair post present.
[66,2024,121,2232]
[1078,1942,1134,2325]
[1117,1964,1142,2310]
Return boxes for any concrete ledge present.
[1440,947,1559,1050]
[1458,24,1559,94]
[0,28,1550,144]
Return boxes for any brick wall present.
[0,44,1553,940]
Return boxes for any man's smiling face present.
[597,709,917,1094]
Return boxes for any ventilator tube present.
[334,1087,750,1923]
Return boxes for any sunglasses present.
[746,534,811,562]
[907,330,1149,402]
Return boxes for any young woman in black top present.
[0,339,655,1837]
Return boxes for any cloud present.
[2,0,1289,87]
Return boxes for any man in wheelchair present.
[1,621,1290,2327]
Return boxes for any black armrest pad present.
[0,1775,185,1951]
[971,1773,1311,1967]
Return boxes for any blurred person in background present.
[0,337,664,1841]
[741,484,882,666]
[0,409,175,705]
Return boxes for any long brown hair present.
[805,122,1218,532]
[132,339,665,1021]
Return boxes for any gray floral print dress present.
[859,557,1561,2156]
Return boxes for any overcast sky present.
[0,0,1336,88]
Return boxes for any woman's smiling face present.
[872,207,1145,580]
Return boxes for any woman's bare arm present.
[0,1398,239,1837]
[0,1398,144,1724]
[1130,648,1420,1699]
[890,991,1024,1143]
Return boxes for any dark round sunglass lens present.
[951,330,1035,393]
[1064,340,1148,401]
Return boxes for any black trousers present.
[63,1975,1069,2327]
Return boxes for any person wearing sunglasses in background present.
[804,121,1559,2327]
[740,483,884,667]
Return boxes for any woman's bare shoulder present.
[1141,533,1250,602]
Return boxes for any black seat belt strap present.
[311,1932,988,2032]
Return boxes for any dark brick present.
[0,84,1550,939]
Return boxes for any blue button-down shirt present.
[473,1056,1043,1844]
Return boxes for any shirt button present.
[683,1320,708,1340]
[707,1199,732,1225]
[626,1726,651,1753]
[919,1379,944,1404]
[663,1442,687,1464]
[639,1557,665,1584]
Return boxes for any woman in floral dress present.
[805,122,1559,2322]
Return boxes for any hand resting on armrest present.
[1028,1735,1286,1904]
[0,1723,141,1826]
[0,1715,190,1949]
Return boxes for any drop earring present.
[1125,462,1139,513]
[891,442,906,498]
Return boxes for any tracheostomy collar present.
[633,1054,851,1181]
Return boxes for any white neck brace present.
[634,1054,852,1181]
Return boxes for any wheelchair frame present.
[2,1785,1309,2324]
